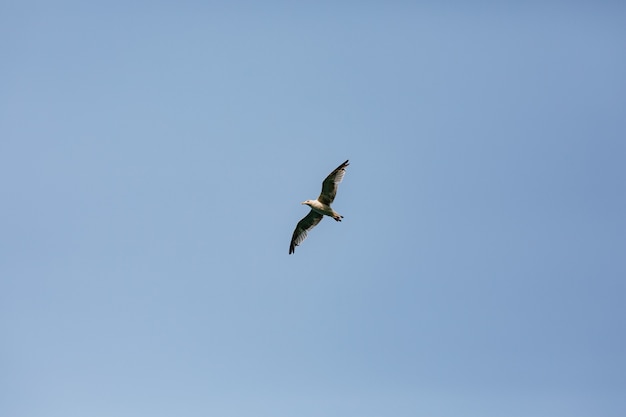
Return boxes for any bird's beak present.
[301,201,306,205]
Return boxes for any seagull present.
[289,160,349,254]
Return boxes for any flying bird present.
[289,159,349,254]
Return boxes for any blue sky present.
[2,2,625,416]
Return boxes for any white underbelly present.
[310,202,334,216]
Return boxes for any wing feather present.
[289,210,324,254]
[318,159,349,205]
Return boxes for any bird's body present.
[289,160,349,254]
[302,199,342,221]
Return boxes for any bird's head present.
[301,200,312,206]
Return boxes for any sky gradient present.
[2,2,625,417]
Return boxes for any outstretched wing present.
[289,210,324,254]
[318,159,349,205]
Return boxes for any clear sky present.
[2,2,625,417]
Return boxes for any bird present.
[289,159,349,254]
